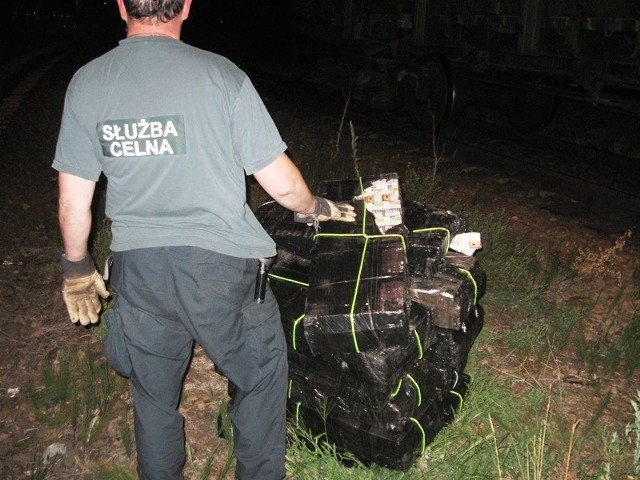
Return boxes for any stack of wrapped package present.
[255,173,485,470]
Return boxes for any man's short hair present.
[123,0,186,23]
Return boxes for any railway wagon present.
[289,0,640,132]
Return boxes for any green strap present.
[414,330,423,360]
[411,226,451,250]
[409,417,426,454]
[450,390,464,414]
[390,378,403,397]
[291,314,305,351]
[268,273,309,288]
[406,374,422,407]
[457,268,478,305]
[295,402,302,426]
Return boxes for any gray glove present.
[61,255,110,326]
[294,196,357,224]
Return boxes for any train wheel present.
[505,76,557,133]
[403,55,455,134]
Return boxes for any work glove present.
[294,196,357,224]
[61,254,110,326]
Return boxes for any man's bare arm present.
[253,153,317,215]
[58,172,96,261]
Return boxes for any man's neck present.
[126,18,182,40]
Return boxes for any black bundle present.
[254,174,486,470]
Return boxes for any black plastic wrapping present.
[304,235,409,354]
[426,305,485,373]
[317,302,437,387]
[403,201,468,235]
[289,374,469,471]
[254,200,317,257]
[288,351,406,410]
[409,269,475,330]
[444,251,487,302]
[289,353,465,432]
[269,278,312,355]
[407,229,450,277]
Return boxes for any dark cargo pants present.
[103,247,288,480]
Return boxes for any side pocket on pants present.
[104,308,133,378]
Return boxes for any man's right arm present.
[253,153,317,215]
[58,172,96,261]
[57,172,109,326]
[253,153,357,224]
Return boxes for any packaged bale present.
[255,200,317,256]
[269,279,313,355]
[304,234,409,354]
[288,351,413,410]
[403,201,468,235]
[409,268,475,330]
[287,373,422,433]
[290,391,459,471]
[317,302,437,386]
[406,228,450,277]
[270,248,313,286]
[288,350,462,432]
[444,251,487,301]
[426,305,485,372]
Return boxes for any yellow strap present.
[291,314,305,351]
[411,226,451,251]
[414,330,423,360]
[406,374,422,407]
[391,378,403,397]
[409,417,426,454]
[295,402,302,426]
[268,273,309,288]
[450,390,464,414]
[457,268,478,305]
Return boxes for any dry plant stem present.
[335,84,352,156]
[430,107,438,183]
[536,396,551,480]
[563,420,581,480]
[349,121,361,181]
[489,413,503,480]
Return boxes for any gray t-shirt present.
[53,36,285,258]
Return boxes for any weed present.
[334,84,352,158]
[27,348,126,446]
[120,415,134,459]
[572,230,632,285]
[286,422,366,480]
[25,453,55,480]
[91,463,136,479]
[217,401,236,479]
[185,403,235,480]
[27,350,74,425]
[626,390,640,476]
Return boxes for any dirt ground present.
[0,56,639,478]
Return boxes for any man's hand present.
[61,255,110,326]
[294,196,357,224]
